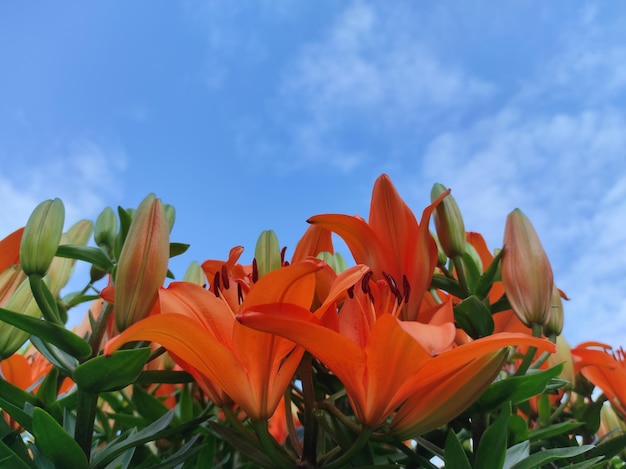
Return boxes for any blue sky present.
[1,2,625,348]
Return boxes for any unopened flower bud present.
[544,285,565,338]
[254,230,281,279]
[163,204,176,233]
[0,265,26,307]
[94,207,118,249]
[431,183,466,258]
[114,194,170,331]
[19,199,65,277]
[183,261,206,286]
[0,277,43,358]
[501,209,554,328]
[47,220,93,297]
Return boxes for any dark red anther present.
[402,275,411,304]
[237,283,244,305]
[213,272,221,298]
[280,246,287,265]
[252,258,259,283]
[361,271,373,293]
[382,271,402,305]
[221,265,230,289]
[347,285,355,299]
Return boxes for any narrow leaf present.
[73,348,151,393]
[443,430,471,469]
[32,407,88,469]
[0,308,91,360]
[55,244,113,272]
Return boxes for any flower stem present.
[515,322,543,376]
[300,353,319,467]
[323,426,373,469]
[452,255,470,296]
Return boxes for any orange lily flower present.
[0,227,24,273]
[238,279,555,433]
[571,342,626,418]
[105,259,365,421]
[308,174,447,321]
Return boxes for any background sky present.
[1,2,625,348]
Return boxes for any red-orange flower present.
[238,277,555,434]
[308,174,447,321]
[105,259,365,421]
[571,342,626,418]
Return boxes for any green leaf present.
[453,295,494,339]
[474,248,503,299]
[91,410,205,469]
[208,421,274,468]
[135,370,194,385]
[169,242,190,258]
[503,441,530,469]
[580,433,626,463]
[474,402,510,469]
[30,336,79,375]
[0,308,91,360]
[73,348,151,393]
[148,435,205,469]
[528,421,584,441]
[477,364,563,412]
[0,441,33,469]
[443,430,471,469]
[132,384,170,422]
[55,244,114,272]
[509,445,595,469]
[0,378,42,433]
[430,274,467,299]
[32,407,88,469]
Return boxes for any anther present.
[382,271,402,305]
[252,258,259,283]
[280,246,287,265]
[361,271,373,293]
[347,285,355,299]
[402,275,411,304]
[213,272,221,298]
[237,283,244,305]
[221,265,230,289]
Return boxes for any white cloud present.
[276,2,494,170]
[0,140,126,236]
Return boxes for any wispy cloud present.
[0,139,126,235]
[275,2,494,170]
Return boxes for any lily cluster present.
[0,174,624,468]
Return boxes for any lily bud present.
[114,194,170,331]
[0,277,43,358]
[431,183,466,258]
[0,265,26,307]
[47,220,93,297]
[501,209,554,328]
[544,285,565,338]
[254,230,281,279]
[183,261,206,286]
[19,199,65,277]
[94,207,118,249]
[163,204,176,232]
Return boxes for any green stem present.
[393,440,439,469]
[251,419,293,468]
[324,427,373,469]
[515,323,543,376]
[452,255,470,296]
[471,411,487,454]
[87,303,113,359]
[316,401,362,435]
[529,351,552,370]
[283,388,302,456]
[75,391,98,461]
[300,353,318,467]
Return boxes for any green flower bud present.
[19,199,65,276]
[0,277,43,358]
[254,230,282,278]
[94,207,118,249]
[431,183,466,258]
[163,204,176,233]
[183,261,206,286]
[47,220,93,297]
[431,231,448,267]
[544,285,565,338]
